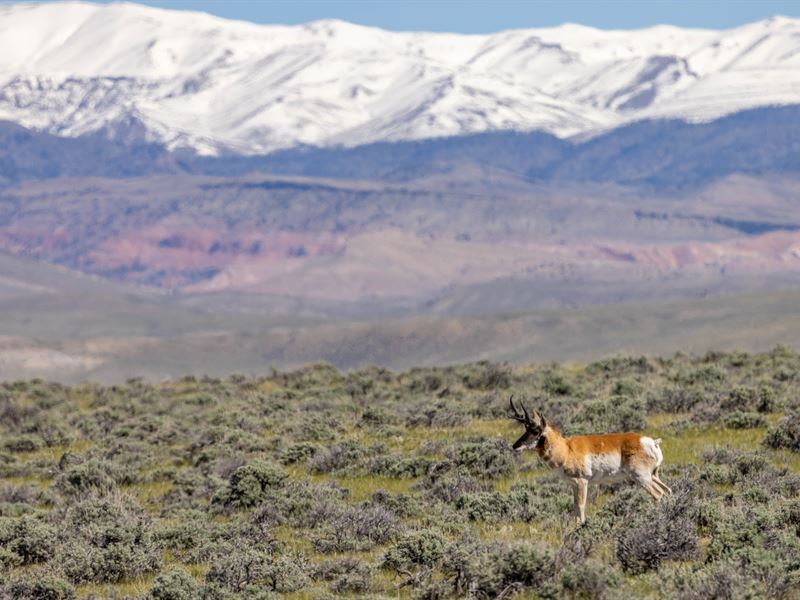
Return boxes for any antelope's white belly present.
[586,453,627,483]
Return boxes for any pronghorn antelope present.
[509,397,671,524]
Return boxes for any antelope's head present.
[509,396,546,452]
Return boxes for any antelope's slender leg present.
[653,467,672,494]
[642,480,664,501]
[571,481,580,522]
[632,468,664,501]
[653,476,672,495]
[652,468,672,494]
[575,478,588,524]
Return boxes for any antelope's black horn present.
[509,395,525,422]
[520,401,532,424]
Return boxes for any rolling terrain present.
[2,163,800,298]
[3,244,800,382]
[2,124,800,382]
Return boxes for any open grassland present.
[1,349,800,599]
[6,249,800,384]
[6,283,800,384]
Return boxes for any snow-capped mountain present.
[1,2,800,154]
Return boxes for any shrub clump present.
[658,561,767,600]
[422,471,486,504]
[462,362,511,390]
[615,487,699,574]
[279,442,319,465]
[722,385,776,413]
[0,515,57,564]
[308,441,365,474]
[369,454,432,478]
[384,530,447,570]
[205,548,309,594]
[571,396,647,434]
[2,573,76,600]
[55,459,119,496]
[312,504,402,553]
[0,546,22,570]
[149,568,201,600]
[218,461,287,509]
[465,542,556,599]
[450,440,515,479]
[722,411,767,429]
[57,494,161,584]
[763,411,800,452]
[455,491,511,522]
[555,560,620,600]
[312,558,374,594]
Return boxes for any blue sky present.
[14,0,800,32]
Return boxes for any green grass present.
[75,575,157,599]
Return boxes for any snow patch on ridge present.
[1,2,800,154]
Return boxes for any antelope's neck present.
[537,427,569,468]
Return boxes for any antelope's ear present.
[533,410,546,429]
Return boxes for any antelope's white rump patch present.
[640,436,664,467]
